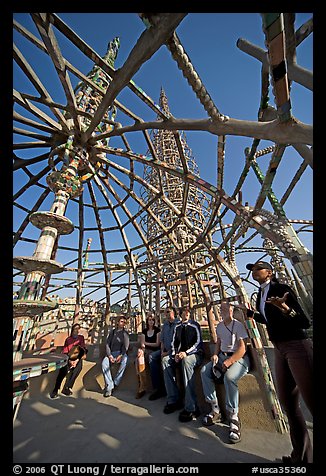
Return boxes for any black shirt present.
[247,280,311,342]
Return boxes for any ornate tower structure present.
[140,89,220,316]
[13,38,120,361]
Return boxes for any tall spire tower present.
[13,38,120,361]
[141,89,218,312]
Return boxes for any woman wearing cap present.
[200,300,250,443]
[246,260,313,464]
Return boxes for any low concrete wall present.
[24,341,276,432]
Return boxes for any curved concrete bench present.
[23,341,276,432]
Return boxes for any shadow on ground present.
[14,384,295,464]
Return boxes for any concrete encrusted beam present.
[166,32,228,122]
[31,13,82,131]
[82,13,187,141]
[139,14,227,122]
[103,116,313,146]
[237,37,313,91]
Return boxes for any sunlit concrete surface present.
[13,383,312,464]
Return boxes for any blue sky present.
[13,13,313,304]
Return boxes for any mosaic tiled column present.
[13,159,83,361]
[13,34,120,361]
[12,37,122,421]
[74,238,93,324]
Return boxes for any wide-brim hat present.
[246,260,273,271]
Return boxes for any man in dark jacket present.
[162,305,204,422]
[246,260,313,463]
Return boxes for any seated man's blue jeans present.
[200,352,249,416]
[162,353,203,412]
[102,351,128,392]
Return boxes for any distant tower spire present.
[141,90,215,310]
[104,36,120,68]
[159,87,171,117]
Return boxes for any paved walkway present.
[13,383,312,464]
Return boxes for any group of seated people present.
[48,260,313,463]
[100,302,250,444]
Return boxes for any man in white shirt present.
[200,300,250,443]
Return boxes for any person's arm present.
[106,333,112,357]
[171,325,178,357]
[138,333,145,349]
[145,330,161,348]
[78,335,88,359]
[266,286,311,328]
[116,331,130,363]
[210,336,221,365]
[122,331,130,354]
[62,337,72,354]
[246,308,266,324]
[223,338,247,370]
[155,331,161,347]
[160,326,169,357]
[183,322,202,356]
[106,331,116,363]
[177,323,202,360]
[79,335,86,349]
[66,344,83,368]
[160,327,165,351]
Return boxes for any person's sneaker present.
[178,408,201,422]
[62,387,72,396]
[49,390,58,399]
[163,401,183,414]
[103,389,112,397]
[149,390,166,401]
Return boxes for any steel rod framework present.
[13,13,312,432]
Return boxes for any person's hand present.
[222,358,233,371]
[266,292,290,312]
[109,355,116,363]
[178,351,187,360]
[211,354,218,365]
[115,354,122,363]
[175,354,180,362]
[68,359,78,368]
[244,302,254,317]
[137,348,144,358]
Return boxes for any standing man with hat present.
[246,260,313,463]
